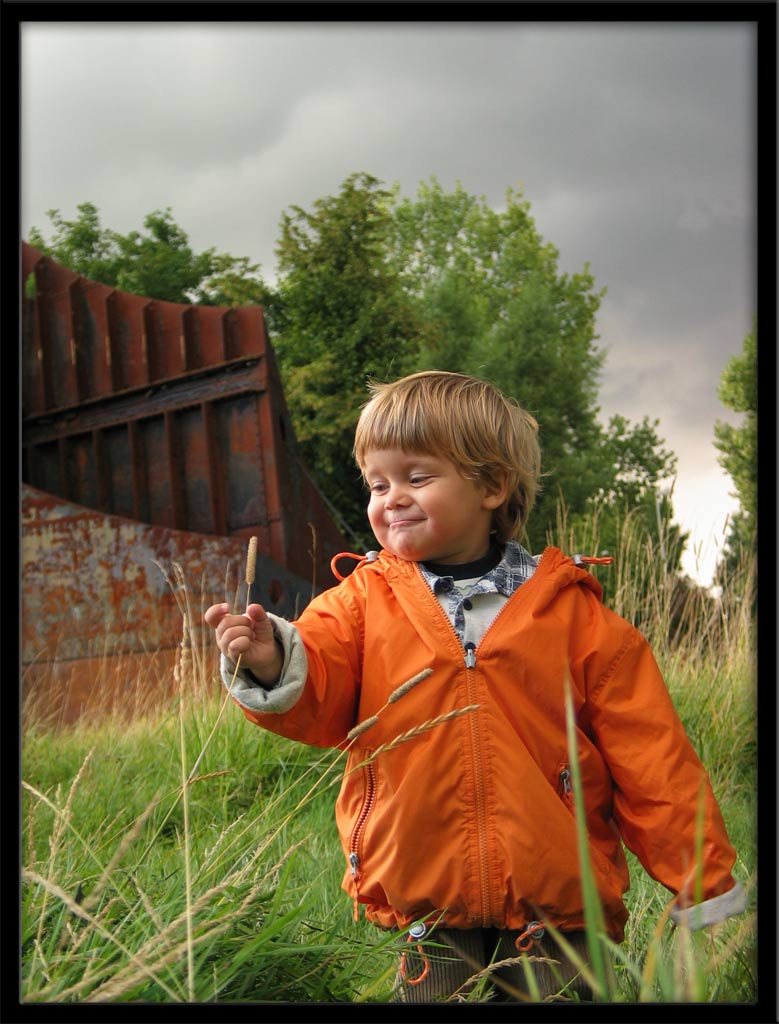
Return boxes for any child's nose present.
[384,483,411,508]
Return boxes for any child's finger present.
[203,602,230,627]
[246,603,269,623]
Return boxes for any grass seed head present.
[245,537,258,587]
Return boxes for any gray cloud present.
[20,19,756,585]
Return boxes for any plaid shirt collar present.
[419,539,538,600]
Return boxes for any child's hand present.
[204,602,283,687]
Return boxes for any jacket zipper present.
[462,640,493,924]
[558,765,574,812]
[348,757,377,920]
[412,560,551,926]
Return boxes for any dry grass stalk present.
[178,656,195,1001]
[30,748,95,964]
[346,668,434,742]
[388,667,433,703]
[346,715,380,742]
[23,868,180,1002]
[32,939,51,986]
[281,666,437,821]
[81,800,157,914]
[67,895,122,955]
[224,534,259,683]
[130,872,165,931]
[451,952,560,1001]
[82,861,283,1005]
[36,863,247,1003]
[354,704,481,764]
[83,923,234,1002]
[187,769,233,786]
[245,536,258,599]
[255,838,308,891]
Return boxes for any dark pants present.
[394,926,594,1003]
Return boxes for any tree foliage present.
[28,202,272,308]
[713,320,757,584]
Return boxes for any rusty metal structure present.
[21,241,350,723]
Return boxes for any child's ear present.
[482,474,509,510]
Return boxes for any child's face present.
[362,449,504,564]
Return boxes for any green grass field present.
[21,533,757,1004]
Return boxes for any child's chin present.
[385,540,426,562]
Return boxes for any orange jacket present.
[238,547,738,938]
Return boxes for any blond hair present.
[353,370,541,542]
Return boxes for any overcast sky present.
[19,17,758,587]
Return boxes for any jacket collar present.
[373,544,603,605]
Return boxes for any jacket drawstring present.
[399,922,430,986]
[515,920,546,952]
[400,918,546,984]
[330,550,380,582]
[573,554,614,567]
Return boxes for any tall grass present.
[20,515,757,1004]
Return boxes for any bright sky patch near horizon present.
[19,19,756,588]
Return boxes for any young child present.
[204,370,745,1003]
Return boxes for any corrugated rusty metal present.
[21,242,350,585]
[21,243,355,722]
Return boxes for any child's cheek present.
[367,503,386,542]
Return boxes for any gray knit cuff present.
[220,613,308,714]
[670,880,747,930]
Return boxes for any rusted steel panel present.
[220,393,267,533]
[22,298,46,417]
[21,485,318,725]
[140,415,174,528]
[100,423,135,518]
[22,349,349,585]
[35,256,81,409]
[21,242,270,411]
[203,400,228,536]
[184,304,224,369]
[224,306,267,360]
[107,289,150,391]
[70,278,114,400]
[66,432,99,509]
[24,357,266,439]
[145,300,188,381]
[22,484,312,663]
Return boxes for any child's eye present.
[369,481,388,494]
[410,475,430,486]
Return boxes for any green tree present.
[713,320,757,584]
[272,173,422,541]
[28,202,123,286]
[27,203,272,308]
[387,178,678,558]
